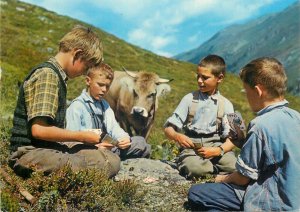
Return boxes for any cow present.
[104,68,172,139]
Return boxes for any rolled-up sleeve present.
[164,94,191,130]
[24,68,59,121]
[221,99,234,138]
[236,127,263,180]
[104,106,129,140]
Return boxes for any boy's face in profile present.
[65,50,94,79]
[243,82,261,112]
[197,66,223,95]
[86,71,112,101]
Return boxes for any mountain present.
[175,2,300,95]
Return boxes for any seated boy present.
[188,57,300,211]
[9,26,120,178]
[66,63,151,160]
[164,55,236,179]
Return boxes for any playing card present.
[227,111,246,148]
[101,134,119,146]
[193,141,203,149]
[227,111,246,131]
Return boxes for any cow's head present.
[120,68,171,122]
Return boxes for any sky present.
[21,0,298,57]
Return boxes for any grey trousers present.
[177,137,236,178]
[9,142,121,178]
[111,136,151,160]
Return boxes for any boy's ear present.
[254,84,264,97]
[85,76,91,86]
[217,73,224,83]
[73,49,83,63]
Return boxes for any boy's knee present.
[108,156,121,177]
[130,136,151,158]
[188,184,207,208]
[179,158,213,178]
[218,152,237,172]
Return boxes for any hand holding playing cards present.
[95,142,114,150]
[117,137,131,149]
[227,111,246,148]
[196,146,222,159]
[96,133,118,150]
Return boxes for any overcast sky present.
[21,0,298,57]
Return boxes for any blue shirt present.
[66,89,129,141]
[236,100,300,211]
[164,91,234,137]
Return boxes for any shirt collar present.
[199,90,220,101]
[81,89,94,103]
[48,57,68,82]
[257,99,289,116]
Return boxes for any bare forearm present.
[31,119,100,144]
[164,126,194,148]
[216,171,250,186]
[220,137,236,153]
[32,124,82,142]
[164,126,178,141]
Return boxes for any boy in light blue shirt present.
[66,63,151,160]
[188,57,300,211]
[164,55,237,179]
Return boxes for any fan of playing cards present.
[226,111,246,148]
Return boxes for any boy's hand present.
[214,174,228,183]
[117,137,131,149]
[95,142,114,150]
[81,131,101,144]
[175,133,194,148]
[196,146,221,159]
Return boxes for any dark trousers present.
[188,183,243,211]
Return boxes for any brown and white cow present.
[104,68,172,139]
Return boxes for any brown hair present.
[198,54,226,76]
[240,57,287,98]
[87,63,114,80]
[59,25,103,66]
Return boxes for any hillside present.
[0,0,300,147]
[175,2,300,95]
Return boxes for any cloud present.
[21,0,279,56]
[126,0,277,55]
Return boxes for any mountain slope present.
[0,0,299,146]
[175,2,300,95]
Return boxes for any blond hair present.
[87,63,114,80]
[59,25,103,65]
[240,57,287,98]
[198,54,226,76]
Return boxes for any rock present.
[114,158,191,211]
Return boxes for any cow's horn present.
[157,78,173,83]
[122,67,137,78]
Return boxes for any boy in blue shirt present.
[188,57,300,211]
[164,55,236,179]
[66,63,151,160]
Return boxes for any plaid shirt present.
[24,57,67,121]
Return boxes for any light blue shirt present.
[236,100,300,211]
[164,91,234,137]
[66,89,129,141]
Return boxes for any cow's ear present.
[120,76,134,92]
[156,84,171,97]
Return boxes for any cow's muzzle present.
[131,106,148,117]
